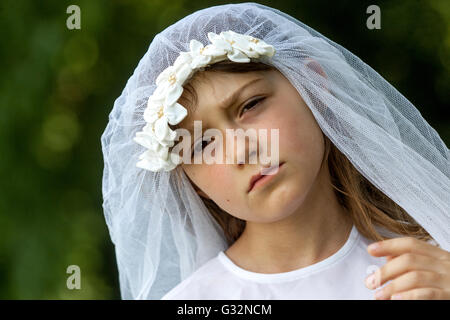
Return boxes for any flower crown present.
[133,30,276,172]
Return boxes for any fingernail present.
[365,274,376,289]
[374,289,384,300]
[391,294,402,300]
[368,242,379,251]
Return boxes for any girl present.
[101,3,450,300]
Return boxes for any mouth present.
[247,162,285,193]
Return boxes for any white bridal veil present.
[100,2,450,299]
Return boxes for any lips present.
[248,162,284,193]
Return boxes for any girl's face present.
[178,68,326,223]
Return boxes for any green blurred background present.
[0,0,448,299]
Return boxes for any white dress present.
[161,224,429,300]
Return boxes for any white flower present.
[189,39,227,69]
[134,134,169,157]
[145,121,177,148]
[142,96,187,146]
[133,129,161,152]
[207,31,250,63]
[134,120,175,152]
[173,51,193,69]
[223,30,275,58]
[136,144,182,172]
[153,63,193,106]
[136,148,176,172]
[144,96,187,126]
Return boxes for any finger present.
[386,255,396,262]
[367,237,449,261]
[373,270,443,300]
[365,253,448,290]
[389,288,448,300]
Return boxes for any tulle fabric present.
[100,2,450,299]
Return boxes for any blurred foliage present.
[0,0,448,299]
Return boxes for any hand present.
[365,237,450,300]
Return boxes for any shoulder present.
[160,254,228,300]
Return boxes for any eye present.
[191,137,214,158]
[239,97,265,117]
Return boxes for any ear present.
[305,58,329,93]
[305,58,328,79]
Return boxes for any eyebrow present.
[217,77,264,109]
[184,76,264,133]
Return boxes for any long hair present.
[174,60,432,246]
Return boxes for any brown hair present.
[174,60,433,247]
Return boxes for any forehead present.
[177,71,272,125]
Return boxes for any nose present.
[227,130,259,166]
[230,128,279,170]
[237,149,258,166]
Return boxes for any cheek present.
[259,103,302,153]
[196,165,234,198]
[206,165,250,215]
[264,99,324,163]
